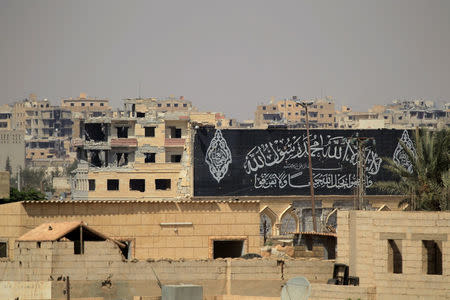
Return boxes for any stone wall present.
[0,240,335,299]
[337,210,450,300]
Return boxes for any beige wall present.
[0,200,261,260]
[337,210,450,300]
[0,171,9,199]
[0,129,25,175]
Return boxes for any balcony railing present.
[165,138,185,147]
[110,138,138,147]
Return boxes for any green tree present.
[372,129,450,211]
[8,187,46,202]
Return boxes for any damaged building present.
[71,96,225,200]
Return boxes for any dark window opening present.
[0,242,7,258]
[116,127,128,138]
[213,240,244,259]
[388,239,402,274]
[183,103,187,107]
[129,179,145,192]
[145,126,155,137]
[423,240,442,275]
[166,103,171,107]
[70,103,74,106]
[100,103,104,107]
[89,150,103,168]
[136,112,145,118]
[171,154,182,163]
[118,240,132,259]
[305,236,313,251]
[81,103,85,106]
[174,103,178,107]
[155,179,171,190]
[157,103,162,107]
[145,153,156,163]
[37,242,41,248]
[88,179,96,191]
[116,153,128,166]
[107,179,119,191]
[85,123,107,141]
[170,127,182,138]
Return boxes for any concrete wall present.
[0,200,261,260]
[337,210,450,300]
[0,281,52,300]
[0,171,10,199]
[0,240,334,299]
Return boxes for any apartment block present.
[61,93,112,138]
[0,129,25,176]
[0,104,12,130]
[337,100,450,129]
[254,96,336,128]
[71,96,221,200]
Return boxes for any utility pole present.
[351,136,375,210]
[297,100,317,232]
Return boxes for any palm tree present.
[372,129,449,211]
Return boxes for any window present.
[88,179,95,191]
[272,107,276,110]
[70,103,74,107]
[144,153,156,163]
[116,127,128,138]
[388,240,402,273]
[158,104,162,107]
[320,114,324,118]
[295,112,299,115]
[262,106,266,110]
[213,240,244,259]
[320,105,323,109]
[183,103,187,107]
[281,104,284,107]
[422,240,442,275]
[100,103,104,107]
[107,179,119,191]
[288,112,291,116]
[0,241,7,258]
[155,179,171,190]
[136,112,145,118]
[82,103,85,106]
[144,127,155,137]
[166,103,171,107]
[288,104,292,107]
[174,103,178,107]
[328,114,332,117]
[170,127,182,138]
[171,154,182,163]
[90,103,94,106]
[129,179,145,192]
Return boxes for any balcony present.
[110,138,138,147]
[72,138,84,147]
[165,138,185,147]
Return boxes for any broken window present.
[422,240,442,275]
[136,112,145,118]
[170,154,182,163]
[144,126,155,137]
[129,179,145,192]
[169,127,182,138]
[213,240,244,259]
[144,153,156,163]
[0,241,7,258]
[116,153,129,167]
[388,240,402,274]
[89,150,103,168]
[118,240,132,260]
[107,179,119,191]
[85,123,107,141]
[155,179,171,190]
[88,179,96,191]
[116,126,128,138]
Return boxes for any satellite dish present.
[281,276,311,300]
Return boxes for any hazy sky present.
[1,0,450,120]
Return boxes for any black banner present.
[194,128,414,196]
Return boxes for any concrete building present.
[254,96,336,129]
[61,93,112,139]
[337,100,450,129]
[0,129,25,176]
[0,104,12,130]
[0,201,447,299]
[71,97,224,200]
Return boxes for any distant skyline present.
[1,0,450,120]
